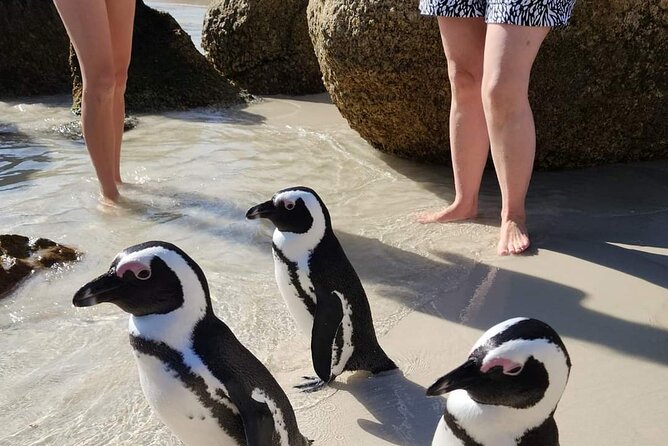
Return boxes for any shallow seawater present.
[0,91,501,445]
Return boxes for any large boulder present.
[202,0,324,95]
[72,0,245,113]
[0,235,80,299]
[0,1,70,98]
[308,0,668,169]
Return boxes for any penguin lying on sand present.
[246,187,396,390]
[427,317,571,446]
[73,241,311,446]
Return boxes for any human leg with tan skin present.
[106,0,135,184]
[482,24,550,255]
[53,0,134,201]
[417,17,490,224]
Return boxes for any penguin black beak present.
[426,359,481,396]
[73,272,123,307]
[246,200,276,220]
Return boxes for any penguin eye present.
[504,365,523,376]
[285,201,295,210]
[136,269,151,280]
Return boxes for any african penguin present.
[246,187,396,389]
[426,317,571,446]
[73,241,311,446]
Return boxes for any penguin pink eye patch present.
[116,261,152,280]
[480,358,524,375]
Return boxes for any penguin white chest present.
[133,352,240,446]
[273,251,316,335]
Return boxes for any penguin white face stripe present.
[125,246,208,351]
[251,388,290,446]
[470,317,529,354]
[272,190,327,261]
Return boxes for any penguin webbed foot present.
[294,376,327,393]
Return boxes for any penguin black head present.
[246,186,331,234]
[73,241,211,318]
[427,318,571,411]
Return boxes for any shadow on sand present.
[338,233,668,368]
[332,370,442,446]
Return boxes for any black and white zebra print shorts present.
[419,0,577,28]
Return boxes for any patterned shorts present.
[419,0,577,28]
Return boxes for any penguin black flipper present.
[230,392,279,446]
[311,288,344,382]
[193,316,309,446]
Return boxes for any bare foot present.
[498,218,530,255]
[98,192,120,207]
[100,185,120,204]
[417,202,477,224]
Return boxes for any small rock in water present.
[0,234,81,298]
[51,117,138,140]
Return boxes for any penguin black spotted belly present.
[73,241,311,446]
[246,187,396,389]
[426,318,572,446]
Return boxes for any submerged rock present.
[0,0,70,98]
[51,117,139,140]
[202,0,324,95]
[72,0,246,113]
[308,0,668,169]
[0,235,81,299]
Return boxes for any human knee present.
[114,67,129,94]
[447,64,483,97]
[83,69,116,103]
[481,75,528,118]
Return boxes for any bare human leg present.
[418,17,490,224]
[53,0,119,202]
[482,24,550,255]
[106,0,136,184]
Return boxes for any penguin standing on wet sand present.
[73,241,311,446]
[426,317,571,446]
[246,187,397,390]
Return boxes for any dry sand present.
[263,100,668,445]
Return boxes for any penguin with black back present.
[426,317,572,446]
[246,187,397,391]
[73,241,311,446]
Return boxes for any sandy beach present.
[1,92,666,445]
[1,2,667,445]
